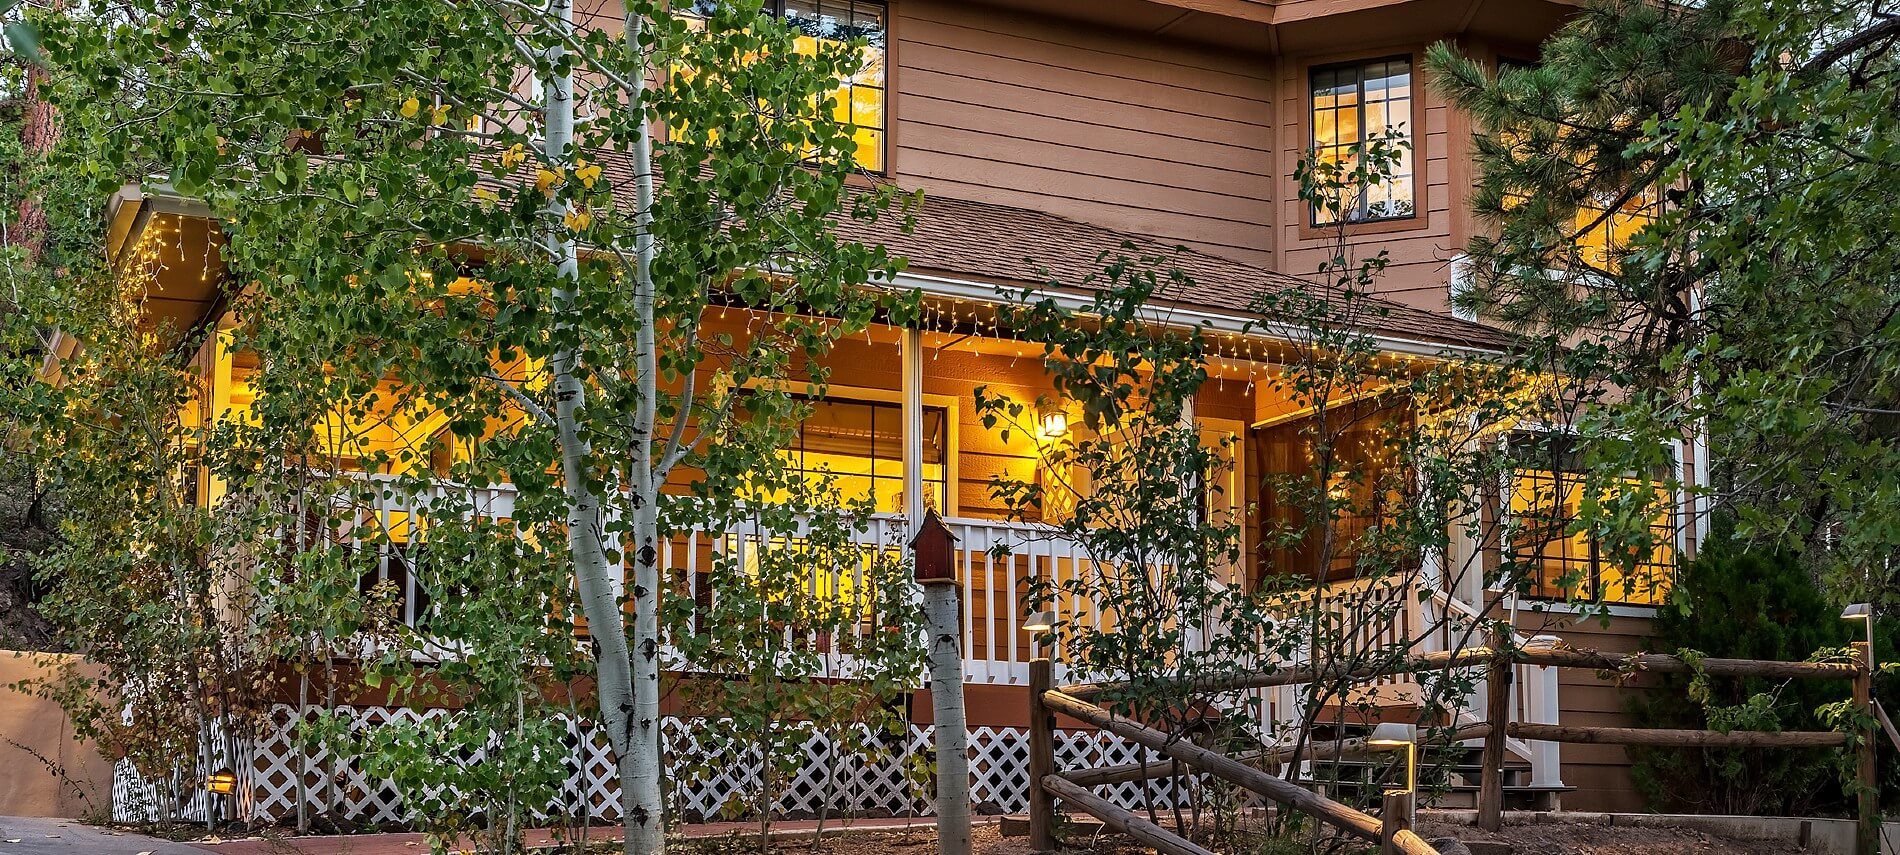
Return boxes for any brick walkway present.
[191,817,969,854]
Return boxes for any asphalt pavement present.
[0,817,207,855]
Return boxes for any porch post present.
[902,326,925,533]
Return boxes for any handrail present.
[1060,647,1498,701]
[1040,688,1441,855]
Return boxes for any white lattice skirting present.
[114,703,1198,826]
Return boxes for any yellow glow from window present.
[1510,471,1674,605]
[680,4,887,172]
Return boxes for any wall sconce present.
[1037,401,1070,441]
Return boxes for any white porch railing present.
[323,475,1561,787]
[319,477,1095,685]
[1255,576,1562,789]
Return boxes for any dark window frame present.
[1307,55,1418,227]
[690,0,889,173]
[1506,431,1677,606]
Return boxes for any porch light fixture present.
[1037,402,1070,441]
[1842,603,1875,654]
[205,767,237,795]
[1367,722,1418,797]
[1024,610,1057,634]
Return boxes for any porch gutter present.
[886,270,1505,361]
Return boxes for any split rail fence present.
[1024,632,1881,855]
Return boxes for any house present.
[97,0,1697,826]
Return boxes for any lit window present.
[1508,433,1675,605]
[687,0,887,171]
[779,397,947,515]
[1572,190,1655,271]
[1310,57,1415,225]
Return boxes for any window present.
[687,0,887,171]
[1507,433,1675,605]
[1309,57,1415,225]
[1252,400,1417,582]
[779,397,947,515]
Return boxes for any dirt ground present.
[1415,817,1791,855]
[674,817,1791,855]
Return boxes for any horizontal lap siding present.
[920,347,1052,521]
[1274,49,1462,315]
[1515,609,1658,812]
[894,0,1277,266]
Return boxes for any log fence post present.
[1381,790,1416,855]
[1028,657,1057,853]
[1853,640,1879,855]
[1478,623,1511,832]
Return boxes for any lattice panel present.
[117,704,1201,826]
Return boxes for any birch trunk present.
[922,582,971,855]
[621,6,668,853]
[538,2,652,853]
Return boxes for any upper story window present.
[687,0,887,172]
[1310,57,1415,225]
[1507,432,1676,605]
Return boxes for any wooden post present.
[1478,624,1511,832]
[1028,658,1057,853]
[1854,641,1879,855]
[1381,790,1416,855]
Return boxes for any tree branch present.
[1798,16,1900,76]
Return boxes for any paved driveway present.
[0,817,206,855]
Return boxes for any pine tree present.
[1428,0,1900,603]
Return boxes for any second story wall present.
[889,0,1278,267]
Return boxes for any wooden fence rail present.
[1031,660,1441,855]
[1025,640,1880,855]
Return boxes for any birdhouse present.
[910,508,959,585]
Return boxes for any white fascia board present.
[887,270,1503,360]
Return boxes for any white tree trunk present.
[922,582,971,855]
[538,2,656,853]
[621,6,667,853]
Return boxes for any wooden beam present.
[1060,647,1496,700]
[1062,645,1858,702]
[1027,659,1057,853]
[1141,0,1276,25]
[1041,776,1219,855]
[1513,648,1860,681]
[1041,690,1441,855]
[1505,723,1848,748]
[1478,625,1510,832]
[1064,723,1494,788]
[1853,642,1878,855]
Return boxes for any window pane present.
[770,396,949,515]
[785,0,887,171]
[1309,57,1415,225]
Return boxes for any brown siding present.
[892,0,1278,265]
[1273,42,1462,315]
[1515,609,1659,812]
